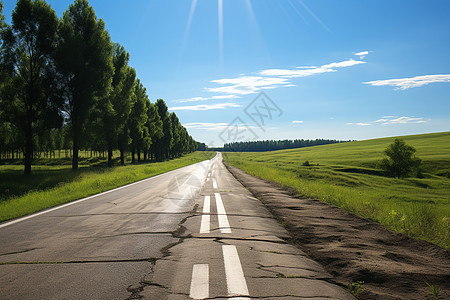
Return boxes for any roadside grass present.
[223,132,450,249]
[0,151,215,223]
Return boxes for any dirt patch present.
[225,162,450,299]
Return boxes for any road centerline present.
[222,245,250,298]
[214,193,231,233]
[212,178,218,189]
[189,264,209,299]
[200,196,210,234]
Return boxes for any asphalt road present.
[0,153,353,299]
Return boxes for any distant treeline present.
[221,139,352,152]
[0,0,197,174]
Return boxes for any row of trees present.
[222,139,351,152]
[0,0,197,174]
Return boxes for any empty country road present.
[0,153,353,299]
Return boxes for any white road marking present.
[212,178,218,189]
[190,264,209,299]
[214,193,231,233]
[200,196,210,234]
[222,245,250,298]
[211,170,214,176]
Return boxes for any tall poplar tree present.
[98,43,135,166]
[128,79,148,163]
[55,0,113,170]
[0,0,60,174]
[154,99,172,160]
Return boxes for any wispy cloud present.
[175,94,240,103]
[183,122,229,130]
[347,116,427,126]
[206,76,290,95]
[180,55,366,106]
[259,59,365,78]
[375,116,426,125]
[364,74,450,90]
[346,122,372,126]
[169,102,242,111]
[183,122,258,131]
[292,120,304,124]
[355,51,369,59]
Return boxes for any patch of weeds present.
[346,281,365,298]
[302,160,311,166]
[425,281,441,299]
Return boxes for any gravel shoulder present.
[225,162,450,299]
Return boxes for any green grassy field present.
[223,132,450,249]
[0,151,215,223]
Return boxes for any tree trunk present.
[24,121,33,175]
[120,149,125,165]
[107,145,113,167]
[72,124,79,170]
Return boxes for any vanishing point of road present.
[0,153,353,299]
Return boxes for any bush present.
[302,160,311,166]
[378,139,421,179]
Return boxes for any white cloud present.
[364,74,450,90]
[183,122,229,131]
[206,76,290,95]
[347,116,427,126]
[346,122,372,126]
[355,51,369,59]
[292,120,304,124]
[259,59,365,78]
[375,116,426,125]
[175,94,240,103]
[169,102,242,111]
[183,122,258,131]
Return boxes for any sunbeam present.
[287,0,310,26]
[180,0,198,58]
[296,0,333,34]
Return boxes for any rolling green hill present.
[223,132,450,248]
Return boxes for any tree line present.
[0,0,197,174]
[222,139,351,152]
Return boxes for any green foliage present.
[346,281,365,298]
[425,281,441,299]
[154,99,173,160]
[0,0,60,175]
[223,132,450,249]
[379,138,421,179]
[56,0,114,170]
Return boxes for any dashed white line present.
[200,196,210,234]
[212,178,218,189]
[214,193,231,233]
[190,264,209,299]
[222,245,250,298]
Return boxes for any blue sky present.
[3,0,450,146]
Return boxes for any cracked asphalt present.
[0,153,354,299]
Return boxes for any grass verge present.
[223,132,450,249]
[0,151,215,223]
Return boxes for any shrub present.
[378,139,421,179]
